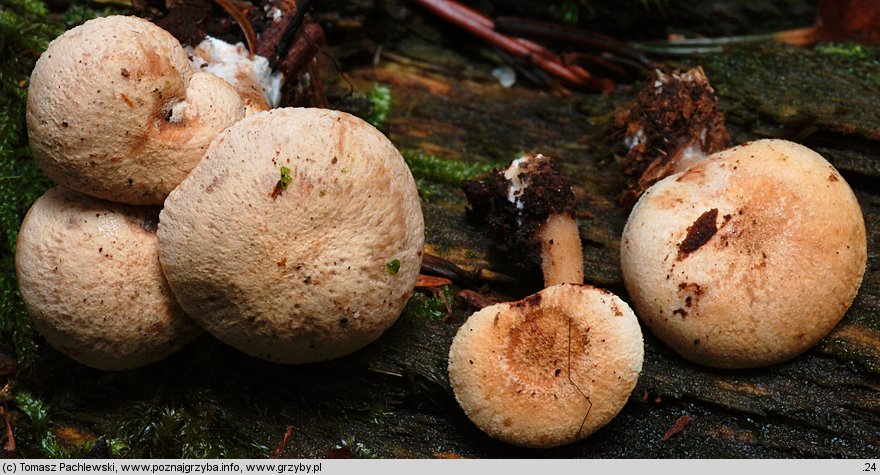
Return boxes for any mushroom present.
[616,67,731,204]
[15,187,200,370]
[26,15,245,205]
[620,139,867,368]
[462,153,583,286]
[157,107,424,364]
[451,153,644,448]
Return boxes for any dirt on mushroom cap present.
[620,139,867,368]
[157,107,425,364]
[15,187,200,370]
[448,284,644,448]
[26,16,244,205]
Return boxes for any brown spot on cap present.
[678,209,718,259]
[514,292,543,308]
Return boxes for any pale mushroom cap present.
[26,16,245,205]
[448,284,644,448]
[621,139,867,368]
[15,187,200,370]
[158,107,425,363]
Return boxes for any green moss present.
[10,391,80,458]
[815,43,868,60]
[702,44,880,142]
[278,166,292,188]
[403,150,500,185]
[385,259,401,274]
[367,83,392,128]
[403,286,454,322]
[549,1,584,25]
[117,393,270,458]
[0,256,41,361]
[402,149,502,203]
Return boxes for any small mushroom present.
[462,153,583,286]
[616,67,731,204]
[621,139,867,368]
[15,188,200,370]
[453,153,643,448]
[26,16,245,205]
[448,284,643,448]
[158,108,424,364]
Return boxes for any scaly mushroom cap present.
[15,188,200,370]
[621,139,867,368]
[26,16,245,205]
[158,108,425,363]
[448,284,644,448]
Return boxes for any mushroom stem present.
[538,212,584,287]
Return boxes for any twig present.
[270,0,313,68]
[270,425,294,458]
[493,16,654,68]
[412,0,611,91]
[662,415,693,442]
[2,408,16,454]
[211,0,257,58]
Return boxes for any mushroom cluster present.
[18,15,236,369]
[19,16,424,369]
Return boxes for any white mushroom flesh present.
[188,36,283,113]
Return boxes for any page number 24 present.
[866,463,877,472]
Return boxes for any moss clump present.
[815,43,868,60]
[402,149,501,203]
[367,83,392,128]
[403,286,454,322]
[385,259,401,274]
[117,394,270,458]
[9,391,96,458]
